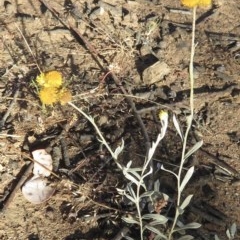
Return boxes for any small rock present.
[98,115,108,126]
[142,61,170,85]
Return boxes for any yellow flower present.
[181,0,212,7]
[58,88,72,105]
[39,87,58,105]
[36,71,63,88]
[35,70,72,105]
[159,110,168,122]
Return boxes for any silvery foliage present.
[74,104,203,239]
[117,113,204,239]
[117,111,169,240]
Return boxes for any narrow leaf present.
[226,229,231,239]
[124,172,142,186]
[184,140,203,161]
[144,225,167,239]
[127,167,143,172]
[139,191,154,199]
[186,115,192,128]
[127,184,136,199]
[230,222,237,237]
[126,160,132,169]
[161,165,178,179]
[127,170,141,180]
[173,222,201,232]
[154,179,160,191]
[180,166,194,193]
[124,194,135,203]
[214,235,220,240]
[148,144,157,162]
[173,114,183,141]
[114,138,124,159]
[149,220,168,226]
[180,195,193,210]
[122,217,139,225]
[142,166,153,179]
[141,214,168,224]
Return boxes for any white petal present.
[22,176,55,204]
[32,149,53,177]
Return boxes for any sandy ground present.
[0,0,240,239]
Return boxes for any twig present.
[199,148,239,176]
[1,162,33,212]
[111,72,151,152]
[0,133,21,138]
[60,138,70,167]
[15,24,41,72]
[0,87,20,130]
[166,7,192,15]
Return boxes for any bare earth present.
[0,0,240,239]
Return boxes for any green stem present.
[168,6,197,240]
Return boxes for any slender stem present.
[68,102,116,160]
[168,6,197,239]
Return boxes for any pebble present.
[142,61,170,84]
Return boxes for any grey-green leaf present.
[125,193,135,203]
[184,140,203,161]
[142,214,168,224]
[173,222,201,232]
[230,222,237,237]
[114,138,124,159]
[214,235,220,240]
[180,166,194,193]
[180,194,193,210]
[139,191,154,199]
[122,217,139,225]
[144,225,167,239]
[173,114,183,141]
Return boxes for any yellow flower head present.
[39,87,58,105]
[36,71,63,88]
[58,88,72,105]
[181,0,212,8]
[159,110,168,122]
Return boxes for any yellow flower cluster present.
[36,71,72,105]
[181,0,212,8]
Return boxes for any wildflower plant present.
[23,0,237,238]
[115,0,216,239]
[62,0,214,239]
[117,111,169,240]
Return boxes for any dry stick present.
[199,148,239,176]
[1,162,33,212]
[0,87,20,129]
[60,138,70,167]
